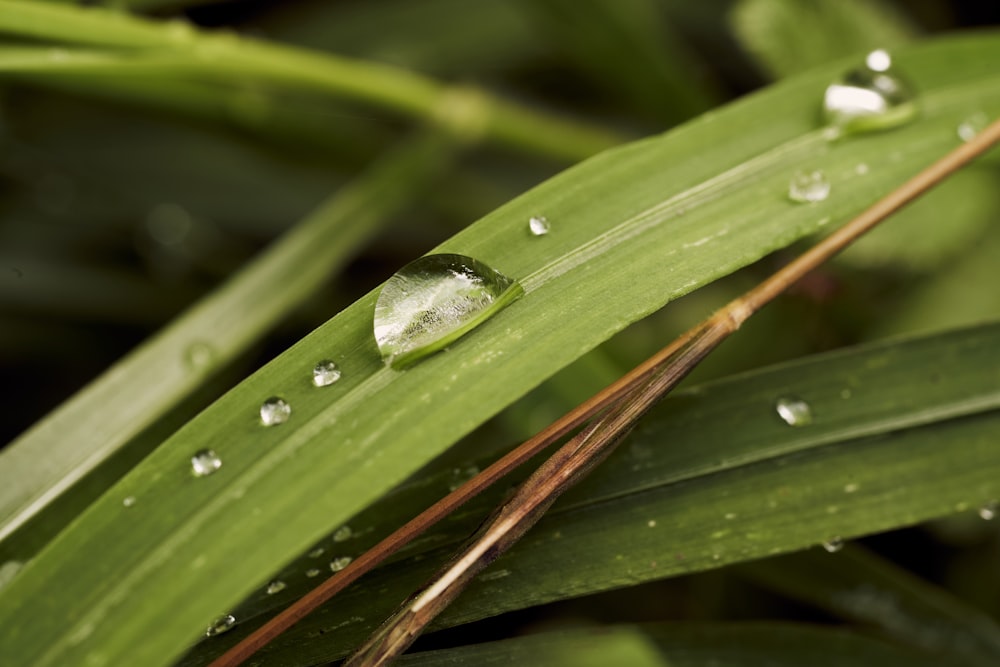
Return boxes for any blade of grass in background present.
[0,129,459,547]
[2,33,1000,667]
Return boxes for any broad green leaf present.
[3,34,1000,667]
[738,545,1000,666]
[395,623,943,667]
[191,321,1000,665]
[731,0,918,79]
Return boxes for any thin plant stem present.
[340,117,1000,666]
[212,117,1000,667]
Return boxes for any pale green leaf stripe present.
[201,321,1000,665]
[0,130,458,544]
[2,35,1000,667]
[739,545,1000,666]
[397,623,943,667]
[0,0,624,161]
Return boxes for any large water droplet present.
[775,396,813,426]
[373,254,523,368]
[312,360,342,387]
[823,49,917,136]
[528,215,550,236]
[329,556,353,572]
[266,580,287,595]
[205,614,236,637]
[788,170,831,203]
[191,449,222,477]
[957,112,989,142]
[333,525,352,542]
[260,397,291,426]
[822,537,845,553]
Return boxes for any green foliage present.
[1,2,999,666]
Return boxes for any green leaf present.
[3,33,1000,667]
[395,623,944,667]
[731,0,918,79]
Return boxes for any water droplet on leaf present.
[266,580,287,595]
[260,397,291,426]
[305,568,321,578]
[122,496,136,508]
[333,525,352,542]
[775,396,813,426]
[191,449,222,477]
[308,547,325,558]
[957,112,989,142]
[329,556,353,572]
[205,614,236,637]
[788,170,831,203]
[373,254,523,368]
[823,49,917,136]
[822,537,844,553]
[184,341,215,371]
[312,360,341,387]
[979,501,997,521]
[528,215,550,236]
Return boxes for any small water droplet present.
[844,482,859,494]
[305,568,321,578]
[788,170,830,203]
[775,396,813,426]
[333,525,352,542]
[260,397,291,426]
[823,49,917,136]
[329,556,353,572]
[184,341,215,371]
[266,580,287,595]
[854,163,869,176]
[957,112,989,142]
[122,496,136,508]
[308,547,325,558]
[647,520,657,528]
[978,501,997,521]
[205,614,236,637]
[822,537,845,553]
[528,215,550,236]
[312,360,342,387]
[191,449,222,477]
[373,254,523,368]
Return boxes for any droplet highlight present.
[312,360,342,387]
[260,396,291,426]
[305,568,321,578]
[329,556,353,572]
[822,537,845,553]
[775,396,813,426]
[528,215,550,236]
[823,49,917,136]
[191,449,222,477]
[788,170,831,204]
[957,112,989,142]
[308,547,325,558]
[333,525,353,542]
[978,501,997,521]
[373,254,524,368]
[122,496,136,508]
[266,580,287,595]
[205,614,236,637]
[184,341,215,372]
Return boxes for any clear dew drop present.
[122,496,136,508]
[822,49,917,136]
[330,556,353,572]
[373,254,524,368]
[191,449,222,477]
[259,396,291,426]
[788,170,830,204]
[528,215,550,236]
[305,568,321,578]
[978,501,997,521]
[205,614,236,637]
[266,580,287,595]
[333,525,353,542]
[312,360,342,387]
[308,547,325,558]
[957,112,989,142]
[775,396,813,427]
[822,537,845,553]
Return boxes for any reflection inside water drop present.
[528,215,550,236]
[312,360,342,387]
[333,525,352,542]
[329,556,353,572]
[191,449,222,477]
[266,580,287,595]
[205,614,236,637]
[788,170,830,204]
[823,49,917,136]
[373,254,523,368]
[260,397,291,426]
[822,537,844,553]
[775,396,813,426]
